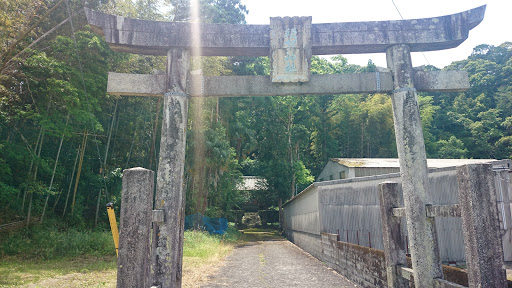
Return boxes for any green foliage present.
[293,160,314,185]
[436,136,468,159]
[100,0,163,20]
[441,42,512,159]
[311,55,361,74]
[0,0,511,238]
[183,226,241,259]
[0,182,20,212]
[258,210,279,224]
[230,56,270,76]
[1,16,128,227]
[418,95,440,156]
[0,226,115,260]
[495,136,512,159]
[200,0,248,24]
[183,230,221,258]
[163,0,248,24]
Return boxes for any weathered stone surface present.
[270,17,311,82]
[107,72,165,96]
[109,72,390,96]
[442,266,469,287]
[150,48,189,288]
[456,164,507,288]
[425,204,461,218]
[397,266,414,281]
[387,44,442,287]
[320,233,387,288]
[107,71,469,97]
[152,209,164,223]
[117,167,154,288]
[285,230,323,259]
[378,182,409,288]
[192,73,389,97]
[290,232,507,287]
[85,6,485,56]
[434,278,467,288]
[392,207,406,218]
[413,70,469,92]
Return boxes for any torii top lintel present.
[85,5,485,57]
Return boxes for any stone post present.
[378,182,409,288]
[386,44,442,287]
[151,48,190,288]
[117,167,154,288]
[456,164,507,287]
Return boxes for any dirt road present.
[203,232,357,288]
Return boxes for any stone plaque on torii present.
[86,6,489,288]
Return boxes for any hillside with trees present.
[0,0,511,231]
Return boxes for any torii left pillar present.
[151,48,190,288]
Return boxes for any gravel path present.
[203,238,358,288]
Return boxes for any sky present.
[240,0,511,68]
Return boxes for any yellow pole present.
[106,203,119,257]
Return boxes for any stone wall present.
[318,232,511,288]
[321,233,386,287]
[285,230,322,259]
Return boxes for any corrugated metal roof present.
[236,176,267,191]
[330,158,503,168]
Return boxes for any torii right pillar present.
[387,44,442,287]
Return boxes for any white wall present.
[317,161,350,182]
[285,162,512,262]
[283,186,320,235]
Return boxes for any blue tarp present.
[185,213,228,235]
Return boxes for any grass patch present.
[0,224,274,287]
[239,228,283,242]
[181,226,241,287]
[183,225,241,261]
[0,256,117,287]
[0,227,115,260]
[0,226,118,287]
[0,225,242,287]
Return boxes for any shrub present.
[0,225,115,260]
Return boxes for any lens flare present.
[190,0,207,214]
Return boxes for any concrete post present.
[117,167,154,288]
[378,182,409,288]
[456,164,507,287]
[386,44,442,287]
[497,169,512,261]
[151,48,190,288]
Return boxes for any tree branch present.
[0,0,67,73]
[3,8,84,70]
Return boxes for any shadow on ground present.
[238,228,284,243]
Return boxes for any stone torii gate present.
[86,5,486,288]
